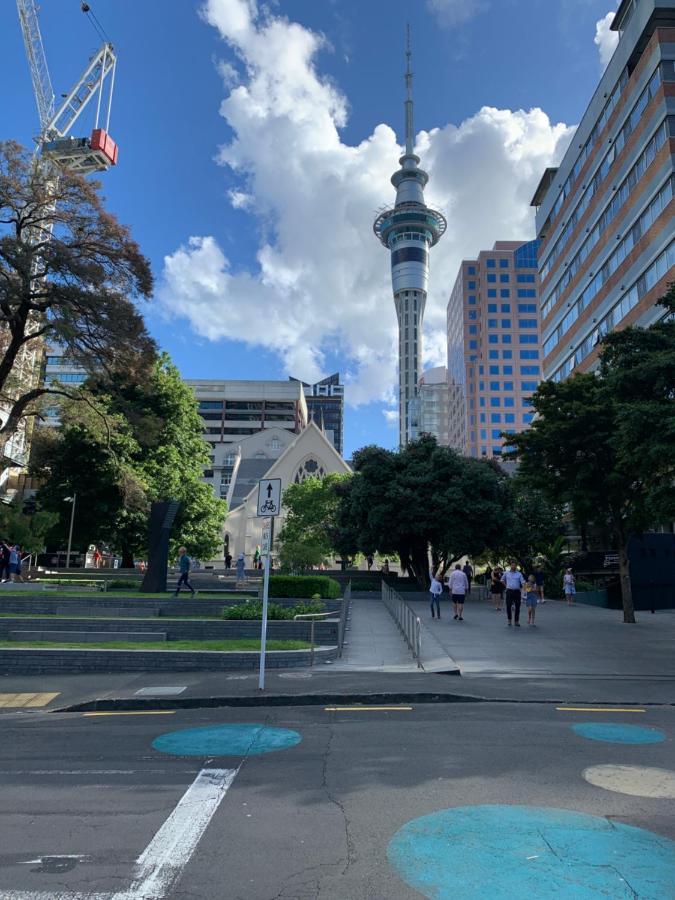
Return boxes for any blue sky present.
[1,0,618,456]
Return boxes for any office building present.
[407,366,464,451]
[289,373,344,456]
[185,379,308,501]
[531,0,675,382]
[447,240,542,459]
[374,38,446,447]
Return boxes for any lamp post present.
[65,493,77,569]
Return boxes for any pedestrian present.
[366,554,374,572]
[236,552,246,585]
[490,569,505,611]
[174,547,195,597]
[564,568,576,605]
[525,575,538,626]
[0,541,10,583]
[382,559,390,574]
[93,547,102,569]
[462,560,473,591]
[534,565,546,603]
[448,563,469,621]
[502,562,525,627]
[429,570,443,619]
[224,552,232,570]
[484,564,492,586]
[253,545,261,569]
[9,545,24,583]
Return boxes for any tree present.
[0,141,154,454]
[497,484,565,573]
[278,474,347,572]
[336,436,506,587]
[508,285,675,623]
[33,355,227,565]
[0,501,57,555]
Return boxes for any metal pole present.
[66,492,76,570]
[258,517,274,690]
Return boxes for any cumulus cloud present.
[160,0,574,408]
[426,0,489,27]
[594,11,619,69]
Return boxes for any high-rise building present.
[447,240,542,460]
[374,35,446,447]
[185,380,308,501]
[407,366,464,451]
[289,373,344,456]
[531,0,675,382]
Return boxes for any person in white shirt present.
[564,568,576,606]
[501,562,526,626]
[447,564,469,621]
[429,570,443,619]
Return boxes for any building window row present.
[517,274,536,283]
[544,175,674,356]
[552,238,675,381]
[542,65,665,280]
[44,373,87,383]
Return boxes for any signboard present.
[261,518,271,556]
[257,478,281,518]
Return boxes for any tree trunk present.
[410,542,430,589]
[614,527,635,623]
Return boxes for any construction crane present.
[1,1,119,490]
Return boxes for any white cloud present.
[594,11,619,69]
[426,0,489,27]
[160,0,574,408]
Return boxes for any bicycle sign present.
[257,478,281,518]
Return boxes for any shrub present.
[268,575,341,599]
[106,579,143,591]
[222,599,326,620]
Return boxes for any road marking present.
[82,711,176,717]
[556,707,645,713]
[324,706,413,712]
[583,764,675,799]
[0,692,60,708]
[134,686,187,696]
[111,767,237,899]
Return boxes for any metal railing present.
[294,583,351,665]
[381,582,422,668]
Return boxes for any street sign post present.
[257,480,281,691]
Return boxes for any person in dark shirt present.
[462,561,473,591]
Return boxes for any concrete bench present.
[55,606,157,618]
[8,631,166,643]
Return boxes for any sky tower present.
[374,29,446,448]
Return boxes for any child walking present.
[525,575,538,625]
[564,568,576,605]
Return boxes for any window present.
[488,318,498,328]
[468,265,476,275]
[523,413,534,423]
[493,446,502,455]
[505,413,515,423]
[480,397,486,407]
[489,365,499,375]
[491,413,502,423]
[469,295,476,305]
[481,446,487,456]
[479,366,484,375]
[488,304,497,312]
[488,335,498,344]
[523,398,534,407]
[468,310,477,320]
[518,289,537,298]
[489,381,499,391]
[520,366,540,375]
[501,304,511,313]
[480,429,487,439]
[479,381,485,391]
[500,274,510,283]
[502,334,512,344]
[470,399,475,409]
[500,289,510,298]
[490,429,501,440]
[499,259,509,268]
[487,274,497,283]
[520,334,538,344]
[501,319,511,329]
[469,340,477,349]
[502,350,513,359]
[519,319,537,329]
[487,259,496,268]
[480,413,486,423]
[489,350,499,359]
[503,365,513,375]
[503,381,514,391]
[469,325,478,334]
[504,397,515,408]
[199,401,223,410]
[487,289,497,298]
[517,274,536,283]
[518,304,537,313]
[520,350,539,359]
[521,381,538,391]
[490,397,501,407]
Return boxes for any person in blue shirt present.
[501,562,525,626]
[174,547,195,597]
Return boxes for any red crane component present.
[91,128,118,166]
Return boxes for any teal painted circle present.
[572,722,666,744]
[387,805,675,899]
[152,723,301,757]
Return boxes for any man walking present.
[502,562,525,626]
[462,560,473,592]
[534,565,546,603]
[174,547,195,597]
[448,563,469,621]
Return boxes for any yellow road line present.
[83,710,176,717]
[0,692,60,708]
[324,706,413,712]
[556,707,645,713]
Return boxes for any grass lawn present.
[0,639,311,652]
[0,590,256,600]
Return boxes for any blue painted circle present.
[152,723,301,757]
[572,722,666,744]
[388,805,675,899]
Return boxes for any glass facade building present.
[446,240,543,459]
[532,0,675,382]
[290,373,344,456]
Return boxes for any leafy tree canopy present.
[278,473,348,572]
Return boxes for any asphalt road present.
[1,702,674,899]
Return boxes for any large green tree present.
[508,286,675,622]
[497,484,566,573]
[278,473,348,572]
[33,355,226,565]
[335,436,506,587]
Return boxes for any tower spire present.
[404,24,414,157]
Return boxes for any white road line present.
[2,767,237,900]
[111,767,237,899]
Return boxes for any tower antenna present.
[405,24,414,157]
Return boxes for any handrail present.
[381,582,422,668]
[293,583,350,664]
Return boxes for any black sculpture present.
[140,500,181,593]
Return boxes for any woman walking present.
[429,570,443,619]
[564,568,576,605]
[490,569,504,611]
[525,575,538,625]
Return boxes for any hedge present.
[222,600,325,620]
[269,575,342,599]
